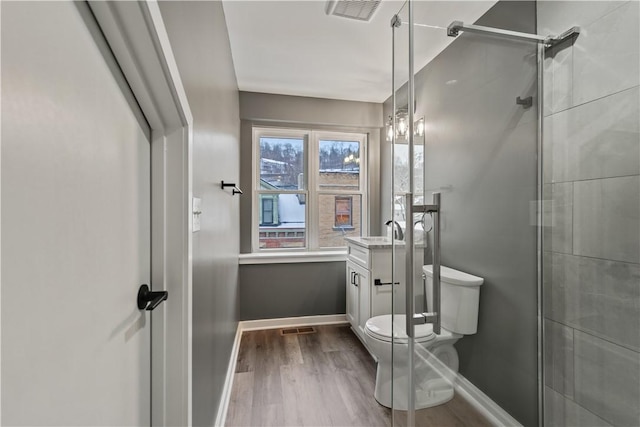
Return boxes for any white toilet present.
[364,265,483,410]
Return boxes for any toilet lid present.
[365,314,436,344]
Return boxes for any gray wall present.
[239,92,383,320]
[382,2,539,424]
[159,3,241,426]
[539,2,640,426]
[239,262,346,320]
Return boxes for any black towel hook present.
[221,181,243,195]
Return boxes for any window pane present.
[260,137,305,190]
[394,143,423,198]
[393,143,423,227]
[258,192,306,249]
[261,198,274,225]
[318,194,361,248]
[318,140,360,191]
[335,196,352,227]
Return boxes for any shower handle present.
[406,193,441,338]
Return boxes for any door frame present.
[85,2,193,425]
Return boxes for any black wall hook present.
[516,96,533,108]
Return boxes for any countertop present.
[345,236,426,249]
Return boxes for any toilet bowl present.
[364,265,483,410]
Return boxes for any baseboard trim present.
[453,373,522,427]
[239,314,348,331]
[214,324,243,427]
[214,314,347,426]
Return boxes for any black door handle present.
[374,279,401,286]
[137,284,168,311]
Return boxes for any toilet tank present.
[423,265,484,335]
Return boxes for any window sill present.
[239,250,347,265]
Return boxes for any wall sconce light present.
[386,109,409,142]
[386,113,425,141]
[386,116,394,142]
[396,112,409,139]
[415,117,425,137]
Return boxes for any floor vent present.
[280,326,316,336]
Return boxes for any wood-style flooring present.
[226,324,492,427]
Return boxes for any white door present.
[2,2,153,425]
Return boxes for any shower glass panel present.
[390,2,411,425]
[389,1,540,425]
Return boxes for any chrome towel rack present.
[221,181,243,195]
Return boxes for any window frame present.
[252,127,367,253]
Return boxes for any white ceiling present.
[222,1,497,103]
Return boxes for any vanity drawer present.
[347,244,369,269]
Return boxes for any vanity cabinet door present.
[356,266,370,334]
[346,260,359,328]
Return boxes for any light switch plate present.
[192,197,202,232]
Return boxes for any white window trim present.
[239,250,347,265]
[252,126,368,254]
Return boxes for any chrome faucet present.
[384,220,404,240]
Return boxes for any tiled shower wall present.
[539,1,640,426]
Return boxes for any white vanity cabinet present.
[346,260,369,332]
[345,237,407,340]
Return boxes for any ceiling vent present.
[325,0,382,22]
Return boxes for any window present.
[253,127,367,251]
[334,196,353,228]
[261,197,274,225]
[393,142,424,223]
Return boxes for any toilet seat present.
[365,314,436,344]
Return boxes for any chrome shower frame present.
[447,20,580,48]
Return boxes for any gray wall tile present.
[574,331,640,426]
[543,45,573,116]
[544,86,640,183]
[537,1,628,37]
[573,1,640,106]
[545,253,640,351]
[543,183,573,254]
[544,87,640,182]
[573,176,640,263]
[543,252,576,328]
[544,320,575,398]
[539,2,640,426]
[544,386,612,427]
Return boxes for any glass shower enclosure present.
[386,1,638,426]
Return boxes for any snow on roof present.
[318,169,359,174]
[278,193,305,223]
[260,222,305,230]
[261,158,288,165]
